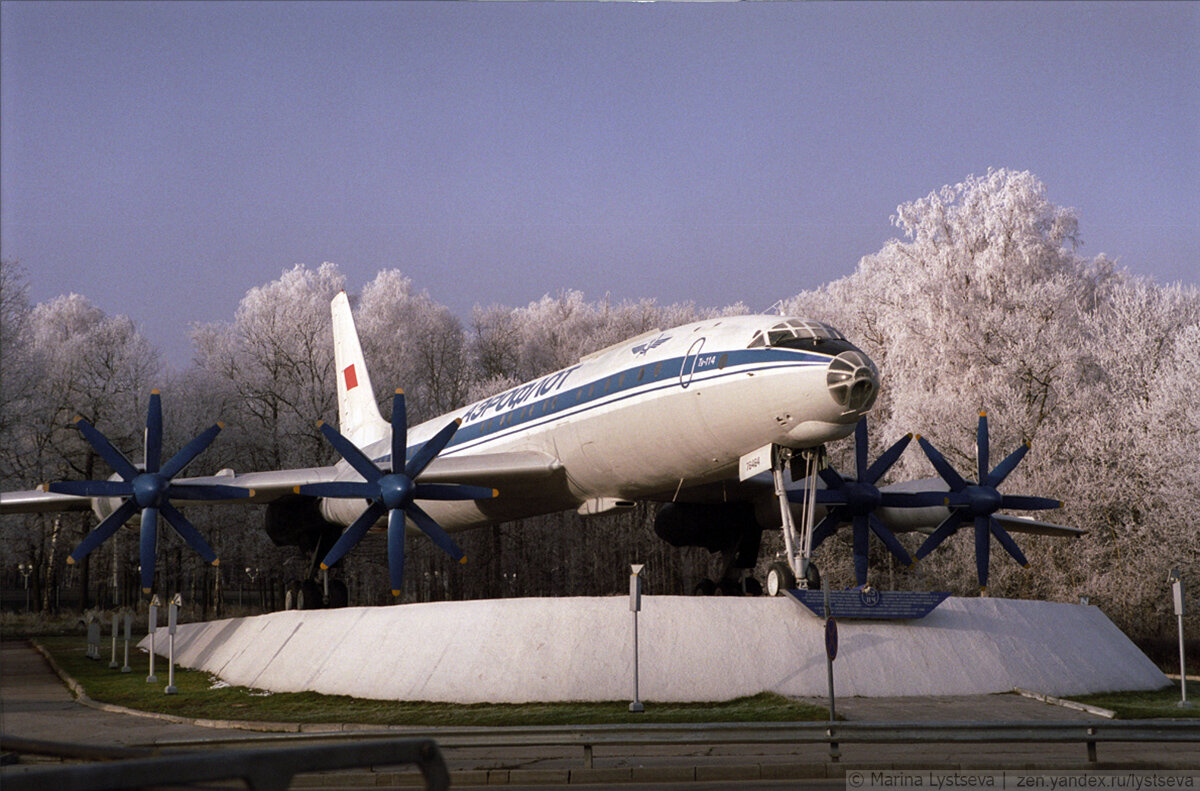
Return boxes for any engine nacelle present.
[654,501,762,568]
[265,495,344,555]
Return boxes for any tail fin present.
[331,292,390,448]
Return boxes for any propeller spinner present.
[913,412,1062,593]
[790,418,935,587]
[49,390,251,595]
[297,389,497,597]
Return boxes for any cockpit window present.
[749,319,857,355]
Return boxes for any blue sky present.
[2,2,1196,368]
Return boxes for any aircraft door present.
[680,338,706,389]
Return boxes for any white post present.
[109,612,119,669]
[1171,574,1189,708]
[147,597,159,683]
[165,593,180,694]
[121,612,132,673]
[629,564,645,713]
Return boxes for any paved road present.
[2,639,1197,789]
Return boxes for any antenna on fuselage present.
[765,300,786,316]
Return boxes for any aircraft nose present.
[826,350,879,415]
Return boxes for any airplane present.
[0,292,1084,602]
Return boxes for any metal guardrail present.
[0,735,449,791]
[147,719,1200,769]
[421,720,1200,766]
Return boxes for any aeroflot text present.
[463,366,582,422]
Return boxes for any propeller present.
[789,417,935,586]
[297,389,498,597]
[49,390,251,595]
[913,412,1062,593]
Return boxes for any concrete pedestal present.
[141,595,1168,703]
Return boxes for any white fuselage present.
[319,315,877,532]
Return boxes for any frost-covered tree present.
[192,263,345,470]
[355,270,469,422]
[786,169,1198,637]
[0,286,160,610]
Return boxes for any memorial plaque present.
[786,589,950,620]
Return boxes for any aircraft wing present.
[993,514,1087,538]
[0,450,562,515]
[197,451,561,499]
[0,488,93,514]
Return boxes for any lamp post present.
[147,596,160,683]
[165,593,181,695]
[245,567,259,611]
[1169,568,1190,708]
[17,562,32,612]
[629,563,645,713]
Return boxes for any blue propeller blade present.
[851,514,870,585]
[298,481,380,500]
[412,483,498,501]
[863,434,912,486]
[392,390,407,471]
[809,509,847,552]
[915,511,965,560]
[159,423,223,479]
[73,417,139,481]
[405,419,461,479]
[984,443,1030,489]
[879,490,948,508]
[166,483,254,501]
[161,502,219,564]
[989,517,1030,568]
[817,465,845,490]
[139,508,158,593]
[974,515,991,591]
[854,420,870,480]
[868,514,913,567]
[69,499,139,563]
[976,412,989,482]
[320,501,387,570]
[407,502,466,562]
[317,421,383,483]
[48,480,133,498]
[999,495,1061,511]
[917,436,969,491]
[146,390,163,473]
[387,509,408,595]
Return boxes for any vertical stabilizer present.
[331,292,390,448]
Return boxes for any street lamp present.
[17,562,32,613]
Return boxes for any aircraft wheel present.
[692,578,716,596]
[297,580,323,610]
[326,580,348,608]
[805,562,822,591]
[284,581,301,610]
[766,562,796,597]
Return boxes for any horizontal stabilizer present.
[993,514,1087,538]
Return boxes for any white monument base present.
[141,596,1168,703]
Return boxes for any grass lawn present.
[1066,683,1200,719]
[33,636,831,727]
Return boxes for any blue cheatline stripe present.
[366,347,834,465]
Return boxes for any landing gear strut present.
[768,444,823,595]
